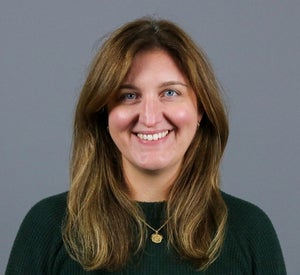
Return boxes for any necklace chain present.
[139,216,172,244]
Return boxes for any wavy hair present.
[62,17,229,271]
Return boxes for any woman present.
[6,17,286,274]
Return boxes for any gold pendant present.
[151,233,163,243]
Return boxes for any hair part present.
[63,16,229,271]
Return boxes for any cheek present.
[108,107,134,132]
[170,106,198,127]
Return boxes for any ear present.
[197,109,204,124]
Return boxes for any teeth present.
[137,131,169,141]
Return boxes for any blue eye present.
[120,93,137,101]
[164,89,177,97]
[125,93,136,99]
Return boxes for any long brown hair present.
[63,17,229,271]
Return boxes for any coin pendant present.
[151,233,163,243]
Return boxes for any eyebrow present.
[119,84,137,90]
[120,81,188,90]
[159,81,188,88]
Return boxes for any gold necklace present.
[140,217,171,244]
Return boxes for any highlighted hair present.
[63,17,229,271]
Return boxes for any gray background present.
[1,1,299,274]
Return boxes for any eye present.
[119,92,137,101]
[163,89,178,97]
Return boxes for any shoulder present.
[6,192,69,274]
[221,191,277,238]
[22,192,68,229]
[15,192,69,247]
[29,191,68,216]
[13,191,68,245]
[222,191,272,226]
[220,192,286,274]
[222,191,267,215]
[221,191,282,248]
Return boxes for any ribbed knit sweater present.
[5,192,286,274]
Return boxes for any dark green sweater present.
[6,192,286,274]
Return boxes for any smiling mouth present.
[136,130,170,141]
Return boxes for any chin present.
[137,161,173,173]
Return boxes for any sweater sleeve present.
[5,193,68,275]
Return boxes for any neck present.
[123,164,179,202]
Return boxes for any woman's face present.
[108,49,201,176]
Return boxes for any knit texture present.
[5,192,286,274]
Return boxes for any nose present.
[139,96,162,127]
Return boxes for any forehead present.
[123,49,187,84]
